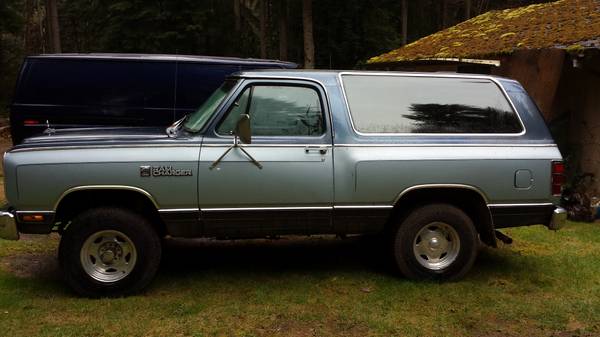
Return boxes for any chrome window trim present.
[232,75,335,139]
[212,81,329,139]
[338,71,527,137]
[54,185,160,210]
[394,184,490,204]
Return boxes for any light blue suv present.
[0,70,566,297]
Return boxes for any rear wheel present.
[59,207,161,297]
[391,204,478,281]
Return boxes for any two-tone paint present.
[2,70,564,242]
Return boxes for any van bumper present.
[0,210,19,240]
[548,207,567,230]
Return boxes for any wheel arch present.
[54,186,166,237]
[389,184,496,247]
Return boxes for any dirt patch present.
[1,252,60,280]
[0,234,61,280]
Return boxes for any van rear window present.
[341,75,523,134]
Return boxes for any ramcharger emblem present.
[140,166,192,177]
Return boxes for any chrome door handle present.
[305,146,328,155]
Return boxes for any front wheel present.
[391,204,478,281]
[59,207,162,297]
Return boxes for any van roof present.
[28,53,297,67]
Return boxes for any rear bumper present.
[0,211,19,240]
[490,204,566,230]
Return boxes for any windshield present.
[183,79,239,132]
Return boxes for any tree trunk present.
[259,0,268,58]
[233,0,241,31]
[46,0,61,53]
[401,0,408,46]
[302,0,314,69]
[278,0,288,60]
[441,0,448,29]
[465,0,472,19]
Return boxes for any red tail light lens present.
[23,119,39,125]
[551,161,565,196]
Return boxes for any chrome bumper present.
[548,207,567,230]
[0,211,19,240]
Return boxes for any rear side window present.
[15,59,174,108]
[342,75,522,134]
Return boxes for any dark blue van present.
[10,54,297,144]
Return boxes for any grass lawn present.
[0,219,598,337]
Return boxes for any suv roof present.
[233,69,515,82]
[28,53,297,67]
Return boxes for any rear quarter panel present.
[333,145,562,205]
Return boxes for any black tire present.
[391,203,478,281]
[58,207,162,297]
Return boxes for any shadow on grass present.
[1,235,548,297]
[160,235,392,277]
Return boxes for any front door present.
[198,80,334,237]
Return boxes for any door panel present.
[197,80,334,237]
[198,145,333,236]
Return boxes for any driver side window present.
[217,85,324,137]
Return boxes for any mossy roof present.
[368,0,600,64]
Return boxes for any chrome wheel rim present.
[413,222,460,270]
[80,230,137,283]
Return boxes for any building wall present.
[494,49,565,121]
[550,55,600,195]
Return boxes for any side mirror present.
[235,114,251,144]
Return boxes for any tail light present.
[551,161,565,196]
[23,119,40,125]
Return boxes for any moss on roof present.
[368,0,600,64]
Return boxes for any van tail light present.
[23,119,40,125]
[551,161,565,196]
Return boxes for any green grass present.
[0,223,598,337]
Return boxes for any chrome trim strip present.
[15,210,56,215]
[334,143,558,148]
[337,71,527,137]
[158,208,200,213]
[333,205,393,209]
[200,205,394,212]
[10,143,201,153]
[487,203,554,208]
[54,185,160,210]
[202,206,333,212]
[202,144,333,148]
[394,184,490,204]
